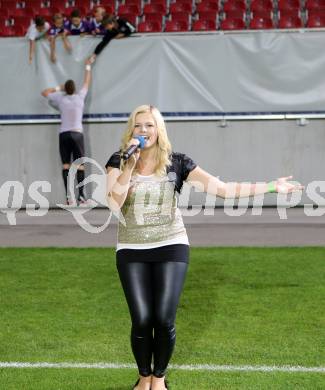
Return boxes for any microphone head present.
[134,135,146,149]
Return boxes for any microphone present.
[122,135,147,161]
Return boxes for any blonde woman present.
[106,105,302,390]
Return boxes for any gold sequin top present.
[117,173,189,250]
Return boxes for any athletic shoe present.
[78,197,97,208]
[66,198,78,207]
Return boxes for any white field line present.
[0,362,324,373]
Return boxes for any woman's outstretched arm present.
[186,166,303,199]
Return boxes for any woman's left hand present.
[274,176,304,193]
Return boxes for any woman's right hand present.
[125,139,141,171]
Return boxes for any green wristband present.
[268,181,277,193]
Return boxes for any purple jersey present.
[48,24,66,36]
[88,19,106,35]
[64,19,89,35]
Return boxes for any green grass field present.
[0,247,324,389]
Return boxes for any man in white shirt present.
[41,60,92,205]
[26,17,50,64]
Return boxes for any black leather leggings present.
[116,260,188,378]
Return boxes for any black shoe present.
[132,378,140,390]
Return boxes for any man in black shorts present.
[88,15,136,63]
[41,59,92,205]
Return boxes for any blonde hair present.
[120,105,172,176]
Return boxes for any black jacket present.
[94,18,136,55]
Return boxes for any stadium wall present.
[0,119,324,207]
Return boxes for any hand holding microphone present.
[123,135,147,170]
[123,136,146,160]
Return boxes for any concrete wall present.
[0,119,324,207]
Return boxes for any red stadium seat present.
[192,19,216,30]
[12,15,33,27]
[118,3,141,15]
[223,0,246,11]
[37,7,53,16]
[277,8,300,18]
[169,2,192,14]
[250,10,272,19]
[220,17,245,29]
[278,15,303,28]
[148,0,167,4]
[223,0,246,17]
[13,23,25,34]
[172,0,192,4]
[306,0,325,10]
[169,11,191,22]
[165,19,189,31]
[94,0,115,12]
[65,6,87,16]
[0,25,15,35]
[278,0,300,11]
[123,0,141,14]
[53,6,69,14]
[107,5,116,14]
[138,20,162,31]
[306,14,325,27]
[50,0,68,8]
[143,3,166,15]
[307,9,325,19]
[250,0,273,11]
[144,12,164,23]
[46,5,66,15]
[196,1,219,13]
[11,7,35,17]
[97,4,114,13]
[223,10,246,20]
[0,1,19,10]
[23,8,37,18]
[277,1,300,23]
[196,11,217,22]
[223,0,246,20]
[124,0,141,5]
[74,0,91,7]
[117,12,138,25]
[250,0,273,18]
[24,0,48,10]
[0,15,9,26]
[249,16,273,29]
[0,9,9,17]
[73,0,92,13]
